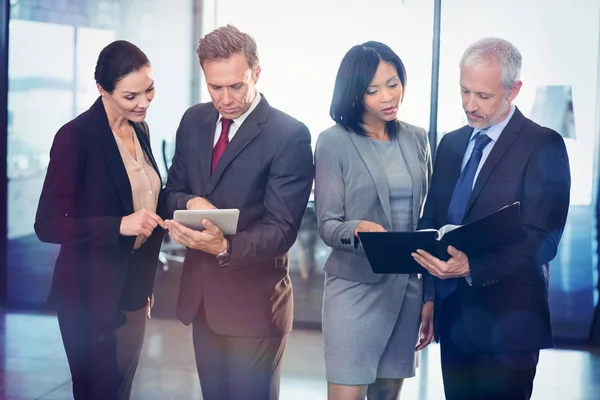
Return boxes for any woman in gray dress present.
[314,41,434,400]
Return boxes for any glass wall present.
[7,0,195,305]
[436,0,600,342]
[204,0,434,145]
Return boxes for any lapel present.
[396,122,423,226]
[132,123,163,186]
[442,126,473,220]
[90,97,134,214]
[205,96,268,194]
[197,108,220,189]
[448,127,474,185]
[348,132,393,228]
[463,107,524,218]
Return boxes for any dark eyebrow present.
[208,81,244,89]
[123,81,155,95]
[368,75,399,88]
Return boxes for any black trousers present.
[57,306,147,400]
[439,293,539,400]
[192,305,288,400]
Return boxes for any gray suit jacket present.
[314,122,434,300]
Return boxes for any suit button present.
[340,239,344,244]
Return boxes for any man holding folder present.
[412,38,571,400]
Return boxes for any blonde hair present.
[197,24,259,70]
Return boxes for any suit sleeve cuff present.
[468,255,501,288]
[177,194,197,211]
[344,220,362,249]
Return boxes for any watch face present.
[216,252,230,266]
[217,239,231,266]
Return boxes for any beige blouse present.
[113,128,161,249]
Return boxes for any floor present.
[1,311,599,400]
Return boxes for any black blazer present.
[419,107,571,352]
[35,97,166,321]
[165,95,314,337]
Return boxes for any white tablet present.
[173,209,240,235]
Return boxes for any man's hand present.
[186,196,217,210]
[165,218,227,255]
[412,246,470,279]
[416,301,434,351]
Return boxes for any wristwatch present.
[216,238,231,267]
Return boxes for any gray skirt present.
[322,272,423,385]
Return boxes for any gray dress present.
[322,137,423,384]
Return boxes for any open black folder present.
[357,202,523,274]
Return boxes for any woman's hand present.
[120,208,166,238]
[354,221,387,236]
[416,301,434,351]
[146,295,153,319]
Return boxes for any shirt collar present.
[470,104,516,143]
[218,91,261,127]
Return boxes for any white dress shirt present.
[461,104,516,188]
[213,92,262,148]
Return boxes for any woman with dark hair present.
[314,41,434,400]
[35,40,165,399]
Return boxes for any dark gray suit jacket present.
[314,122,433,301]
[165,95,314,337]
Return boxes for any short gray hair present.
[460,37,522,90]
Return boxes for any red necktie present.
[212,118,233,173]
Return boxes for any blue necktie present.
[435,132,492,299]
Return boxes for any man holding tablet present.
[164,25,314,400]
